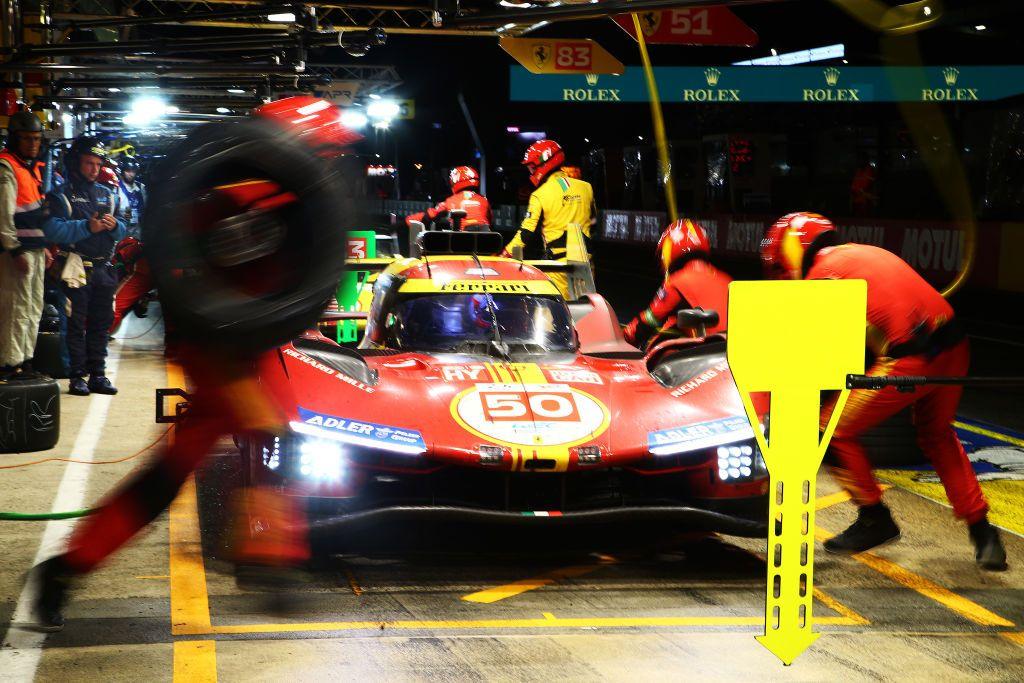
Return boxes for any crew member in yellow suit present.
[505,139,595,299]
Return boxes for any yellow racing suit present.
[506,170,595,298]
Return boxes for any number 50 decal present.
[480,390,581,422]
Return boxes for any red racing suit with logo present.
[623,259,731,350]
[811,243,987,523]
[407,190,492,230]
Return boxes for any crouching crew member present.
[406,166,491,231]
[761,211,1006,570]
[623,219,730,350]
[45,137,125,396]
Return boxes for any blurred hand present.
[100,214,117,231]
[88,213,106,233]
[44,250,54,269]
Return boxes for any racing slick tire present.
[143,119,348,352]
[0,375,60,453]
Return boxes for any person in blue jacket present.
[43,137,125,395]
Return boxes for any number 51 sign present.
[500,37,625,75]
[613,7,759,47]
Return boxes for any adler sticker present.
[452,383,609,448]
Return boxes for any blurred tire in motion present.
[143,118,349,352]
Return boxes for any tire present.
[0,376,60,453]
[143,119,348,353]
[33,332,67,379]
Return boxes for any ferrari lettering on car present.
[293,407,426,454]
[648,415,754,455]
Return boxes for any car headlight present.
[298,438,345,481]
[716,441,767,482]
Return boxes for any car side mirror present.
[449,208,467,232]
[676,308,719,337]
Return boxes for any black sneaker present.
[88,375,118,395]
[132,300,149,319]
[969,519,1008,571]
[824,503,901,554]
[68,376,90,396]
[30,557,73,632]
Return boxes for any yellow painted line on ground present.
[167,362,214,638]
[1000,632,1024,647]
[813,587,870,626]
[173,641,217,682]
[816,485,892,512]
[461,563,608,603]
[954,420,1024,448]
[208,613,862,635]
[815,526,1014,627]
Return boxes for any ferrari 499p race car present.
[235,232,770,548]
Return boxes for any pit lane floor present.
[2,319,1024,681]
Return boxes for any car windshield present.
[387,294,576,353]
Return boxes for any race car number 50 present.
[480,390,581,422]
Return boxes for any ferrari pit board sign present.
[613,7,758,46]
[500,37,624,75]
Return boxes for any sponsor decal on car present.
[283,347,375,393]
[399,278,561,296]
[451,382,610,448]
[442,364,489,382]
[669,360,729,397]
[293,407,426,454]
[648,415,754,455]
[543,366,603,385]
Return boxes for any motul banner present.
[613,7,758,47]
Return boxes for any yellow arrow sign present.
[728,279,866,665]
[500,37,625,75]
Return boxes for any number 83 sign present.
[500,37,625,76]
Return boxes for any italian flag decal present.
[557,177,570,193]
[521,511,563,517]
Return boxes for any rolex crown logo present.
[586,73,599,86]
[943,66,959,86]
[704,67,721,87]
[824,67,840,86]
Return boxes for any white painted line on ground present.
[0,324,131,681]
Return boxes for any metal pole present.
[632,13,677,222]
[457,91,485,196]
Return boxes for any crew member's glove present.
[622,319,639,346]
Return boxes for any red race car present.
[236,232,770,546]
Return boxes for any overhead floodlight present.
[227,88,246,94]
[340,109,368,129]
[975,24,987,31]
[499,1,533,7]
[267,12,296,22]
[368,93,381,100]
[734,43,844,66]
[123,95,173,127]
[366,99,400,122]
[108,87,121,93]
[923,5,932,16]
[216,107,231,114]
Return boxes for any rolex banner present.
[510,65,1024,103]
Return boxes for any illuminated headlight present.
[716,442,765,482]
[262,436,281,471]
[298,439,344,481]
[574,445,602,465]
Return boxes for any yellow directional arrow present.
[728,280,866,665]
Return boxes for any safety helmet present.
[253,96,362,156]
[97,164,120,189]
[121,159,140,173]
[67,136,109,165]
[449,166,479,193]
[656,219,711,274]
[6,111,43,140]
[760,211,837,279]
[522,139,565,187]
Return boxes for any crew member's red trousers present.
[63,356,308,574]
[110,259,153,334]
[823,340,988,524]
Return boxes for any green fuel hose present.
[0,509,96,521]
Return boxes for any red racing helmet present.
[522,139,565,187]
[97,164,120,190]
[252,96,362,156]
[657,219,711,274]
[760,211,837,279]
[449,166,480,193]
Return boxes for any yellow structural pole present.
[631,13,678,222]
